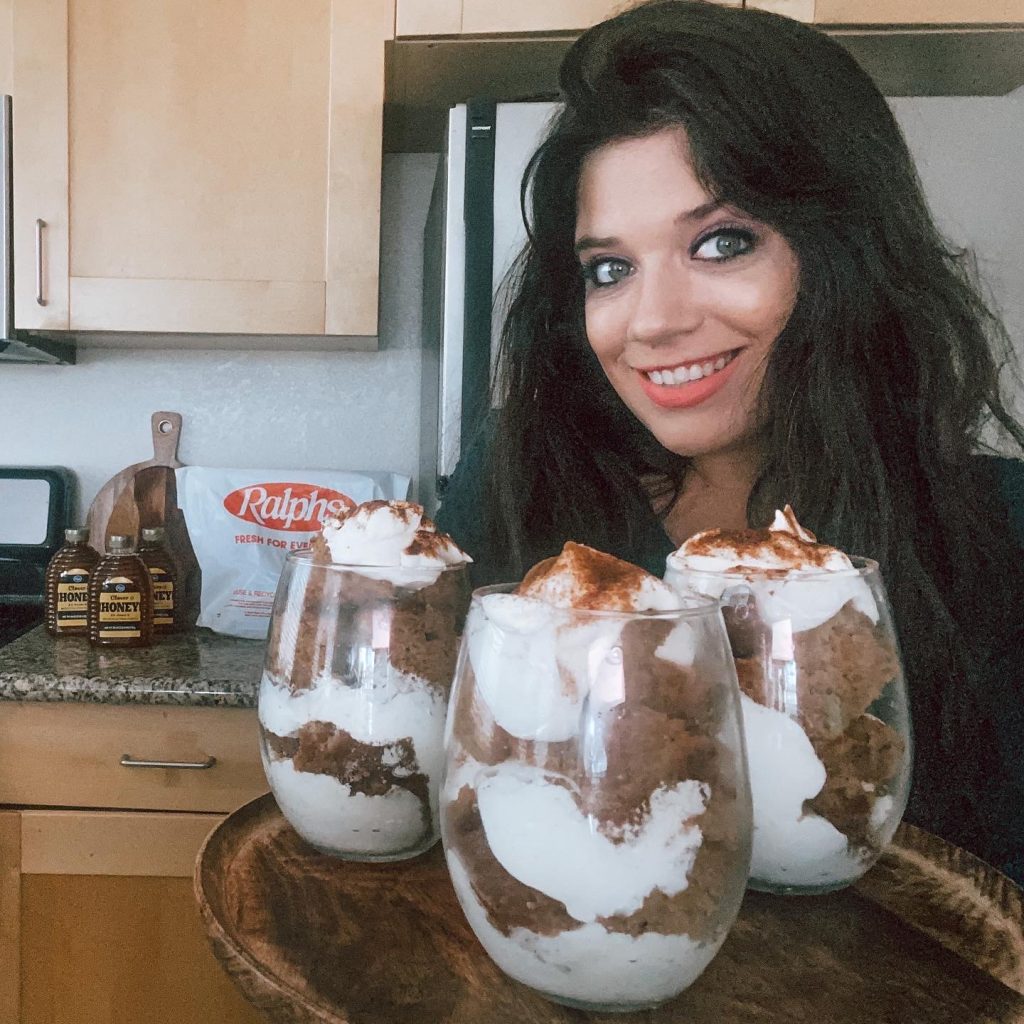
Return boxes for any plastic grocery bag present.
[175,467,410,639]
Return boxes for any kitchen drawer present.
[0,703,267,813]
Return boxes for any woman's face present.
[575,128,800,459]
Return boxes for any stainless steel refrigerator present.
[420,100,558,514]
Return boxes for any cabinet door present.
[397,0,738,37]
[18,809,263,1024]
[13,0,394,337]
[0,812,19,1024]
[747,0,1023,22]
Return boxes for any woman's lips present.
[636,351,742,409]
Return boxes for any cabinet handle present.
[34,218,46,306]
[120,753,217,770]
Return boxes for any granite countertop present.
[0,626,264,708]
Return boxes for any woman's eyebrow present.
[574,201,727,254]
[574,234,617,255]
[678,200,725,224]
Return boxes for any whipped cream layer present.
[259,669,447,783]
[477,766,708,922]
[320,500,470,583]
[466,593,696,743]
[740,694,867,886]
[447,853,723,1008]
[466,544,694,742]
[263,755,429,856]
[666,506,877,633]
[260,668,447,855]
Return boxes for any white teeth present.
[645,352,734,387]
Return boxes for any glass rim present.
[666,553,881,583]
[471,581,724,621]
[284,548,470,574]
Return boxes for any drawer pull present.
[120,754,217,770]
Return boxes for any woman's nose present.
[625,264,703,347]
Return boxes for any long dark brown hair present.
[471,0,1024,857]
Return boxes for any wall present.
[891,88,1024,428]
[0,153,439,524]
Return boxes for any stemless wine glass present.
[440,585,752,1013]
[664,556,912,895]
[259,550,470,861]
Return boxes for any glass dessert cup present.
[665,557,912,895]
[259,551,470,862]
[440,586,752,1013]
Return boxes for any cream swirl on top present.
[670,506,853,575]
[519,540,681,612]
[665,506,876,633]
[469,544,689,743]
[320,500,470,572]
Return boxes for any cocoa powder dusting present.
[404,527,466,561]
[518,542,666,611]
[683,527,838,571]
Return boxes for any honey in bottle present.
[88,535,153,648]
[139,527,177,635]
[45,528,100,637]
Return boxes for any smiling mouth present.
[639,350,740,387]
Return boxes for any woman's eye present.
[692,229,755,261]
[583,257,633,287]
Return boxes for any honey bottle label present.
[148,567,175,626]
[56,568,91,627]
[97,577,143,639]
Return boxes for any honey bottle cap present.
[141,527,166,543]
[65,528,90,544]
[108,535,137,554]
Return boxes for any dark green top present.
[437,448,1024,885]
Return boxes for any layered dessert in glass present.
[665,507,912,893]
[259,501,471,860]
[441,543,751,1012]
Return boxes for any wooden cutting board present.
[87,412,184,551]
[86,411,201,628]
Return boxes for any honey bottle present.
[139,527,177,635]
[88,535,153,648]
[44,528,100,637]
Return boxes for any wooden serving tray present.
[195,794,1024,1024]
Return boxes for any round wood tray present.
[196,793,1024,1024]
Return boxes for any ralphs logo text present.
[223,484,354,532]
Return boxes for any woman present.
[436,1,1024,879]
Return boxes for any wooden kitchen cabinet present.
[397,0,739,37]
[9,0,395,338]
[0,703,269,1024]
[747,0,1024,23]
